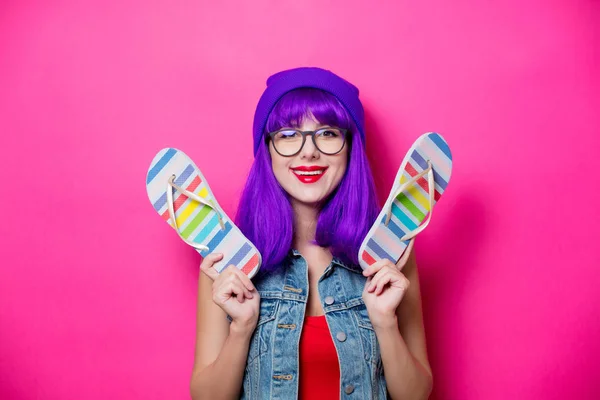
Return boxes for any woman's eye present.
[318,129,340,137]
[277,130,299,139]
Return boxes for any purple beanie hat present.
[252,67,366,156]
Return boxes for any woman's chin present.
[289,192,328,208]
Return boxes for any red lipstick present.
[290,166,328,184]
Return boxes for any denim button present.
[325,296,334,305]
[344,384,354,394]
[336,332,347,342]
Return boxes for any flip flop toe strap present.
[166,174,226,252]
[384,160,436,242]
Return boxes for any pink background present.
[1,1,599,399]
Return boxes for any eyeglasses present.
[267,127,348,157]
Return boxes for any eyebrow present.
[280,125,333,130]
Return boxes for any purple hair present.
[235,88,379,274]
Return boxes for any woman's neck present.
[291,200,319,250]
[291,200,334,268]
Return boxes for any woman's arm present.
[190,256,259,400]
[371,250,433,400]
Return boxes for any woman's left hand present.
[361,258,410,328]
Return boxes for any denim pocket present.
[352,300,380,365]
[247,296,279,366]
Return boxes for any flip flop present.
[146,148,262,278]
[358,132,453,270]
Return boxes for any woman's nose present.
[299,134,320,159]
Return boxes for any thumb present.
[200,253,224,280]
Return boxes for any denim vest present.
[229,249,389,399]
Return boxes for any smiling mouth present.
[293,170,325,176]
[290,166,328,183]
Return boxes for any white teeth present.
[293,170,324,176]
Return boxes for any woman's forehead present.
[266,88,349,133]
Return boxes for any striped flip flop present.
[358,132,453,270]
[146,148,262,278]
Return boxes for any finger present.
[362,259,396,277]
[227,274,253,300]
[369,270,392,294]
[220,265,246,285]
[212,280,242,304]
[362,261,383,277]
[363,276,373,293]
[367,268,391,292]
[227,281,247,303]
[396,239,415,272]
[400,277,410,291]
[200,253,224,280]
[231,267,256,292]
[375,273,393,295]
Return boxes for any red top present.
[298,315,340,399]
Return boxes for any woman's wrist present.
[369,311,398,331]
[230,319,258,338]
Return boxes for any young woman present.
[190,67,433,399]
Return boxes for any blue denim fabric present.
[228,250,389,399]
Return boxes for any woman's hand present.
[200,253,260,334]
[361,257,410,329]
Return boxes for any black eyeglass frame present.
[266,127,348,157]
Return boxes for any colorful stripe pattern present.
[358,133,453,270]
[146,148,262,278]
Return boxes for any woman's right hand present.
[200,253,260,334]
